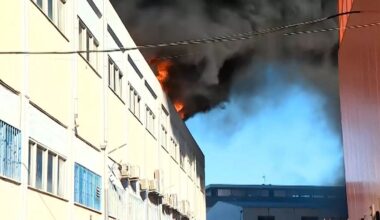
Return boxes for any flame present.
[174,101,184,112]
[174,101,185,119]
[152,59,185,119]
[156,60,173,85]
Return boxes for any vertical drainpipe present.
[102,1,109,220]
[20,1,30,220]
[71,0,78,218]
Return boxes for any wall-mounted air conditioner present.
[120,164,140,180]
[130,165,140,180]
[170,194,178,209]
[140,179,149,191]
[162,194,170,206]
[149,179,158,192]
[120,163,131,179]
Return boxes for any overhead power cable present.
[0,11,373,55]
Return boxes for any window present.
[57,0,65,32]
[37,0,43,7]
[47,0,53,19]
[146,106,156,136]
[74,163,101,210]
[170,137,178,161]
[231,190,245,197]
[180,143,185,168]
[28,140,66,196]
[258,217,275,220]
[129,84,141,119]
[33,0,66,32]
[274,190,286,197]
[160,125,168,149]
[217,189,231,197]
[0,120,21,181]
[108,58,123,98]
[160,107,169,150]
[35,146,44,189]
[57,157,65,196]
[47,152,55,193]
[78,19,99,71]
[108,180,125,219]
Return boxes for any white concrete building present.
[0,1,206,220]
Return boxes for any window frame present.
[108,57,124,99]
[0,120,21,181]
[74,163,102,211]
[78,18,99,72]
[28,139,66,198]
[128,84,141,120]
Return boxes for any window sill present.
[0,175,21,186]
[0,80,21,95]
[146,128,157,140]
[128,109,143,125]
[28,186,69,202]
[30,101,68,129]
[108,87,125,105]
[171,156,179,164]
[74,203,102,214]
[75,134,101,152]
[161,145,169,154]
[78,53,102,79]
[29,0,69,42]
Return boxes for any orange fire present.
[156,60,173,85]
[174,101,185,119]
[152,59,186,119]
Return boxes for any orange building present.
[339,0,380,219]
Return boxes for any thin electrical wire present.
[0,11,374,55]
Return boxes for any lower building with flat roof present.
[206,184,348,220]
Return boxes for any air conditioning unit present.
[120,163,131,179]
[181,200,190,215]
[149,179,158,192]
[140,179,149,191]
[130,165,140,180]
[162,194,170,206]
[120,164,140,180]
[170,194,178,209]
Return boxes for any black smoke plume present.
[110,0,340,133]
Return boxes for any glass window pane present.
[37,0,43,8]
[57,158,65,196]
[57,0,65,31]
[47,152,54,193]
[36,147,44,189]
[47,0,53,19]
[28,142,33,185]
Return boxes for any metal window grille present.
[74,163,101,210]
[148,201,159,220]
[0,120,21,181]
[108,181,126,220]
[127,192,144,220]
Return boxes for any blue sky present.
[186,67,344,186]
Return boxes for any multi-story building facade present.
[338,0,380,219]
[0,1,206,220]
[206,185,348,220]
